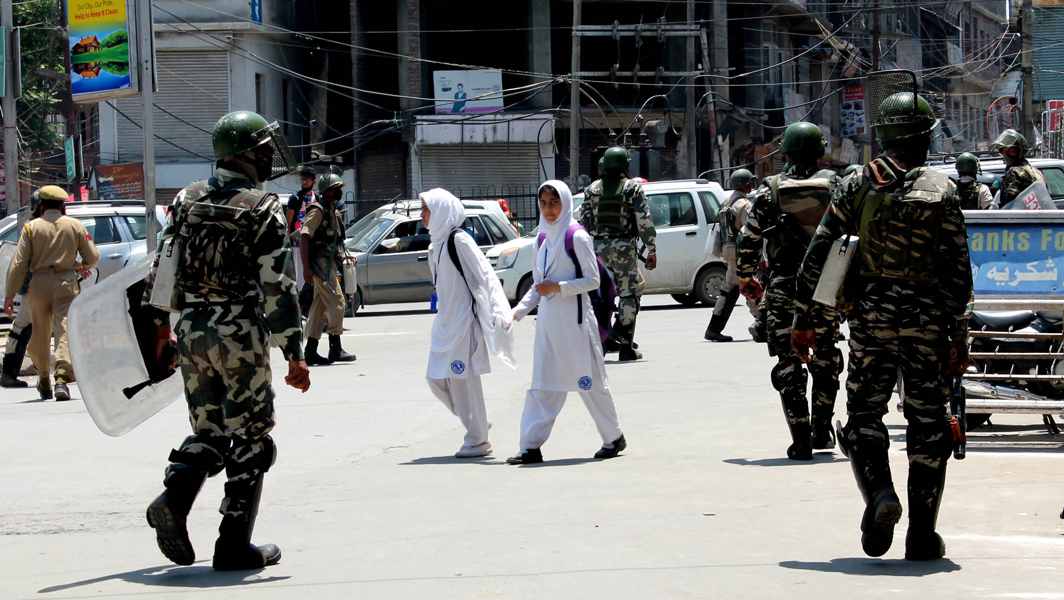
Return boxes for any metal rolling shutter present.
[416,144,543,199]
[114,51,230,162]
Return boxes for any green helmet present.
[955,152,980,177]
[729,168,755,189]
[780,122,826,161]
[317,172,343,195]
[991,129,1028,155]
[211,110,295,181]
[601,146,630,175]
[873,92,937,145]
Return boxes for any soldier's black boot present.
[905,458,948,560]
[778,387,813,460]
[785,419,814,460]
[212,476,282,571]
[705,288,738,342]
[146,463,208,566]
[304,338,332,367]
[811,418,836,450]
[1,353,27,388]
[704,313,734,342]
[327,334,356,363]
[838,421,902,557]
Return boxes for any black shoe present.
[327,335,356,363]
[603,338,622,354]
[304,338,332,367]
[811,420,836,450]
[506,448,543,465]
[594,435,627,459]
[212,477,282,571]
[861,489,903,557]
[54,383,71,402]
[0,373,27,388]
[37,379,53,401]
[784,414,813,460]
[704,330,734,342]
[618,345,643,362]
[749,324,766,343]
[146,465,208,566]
[787,441,813,460]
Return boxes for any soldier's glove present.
[645,252,658,271]
[286,359,311,393]
[946,335,971,377]
[738,277,764,302]
[791,327,816,364]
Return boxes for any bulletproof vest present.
[765,171,834,277]
[957,182,980,210]
[857,167,951,284]
[304,201,341,267]
[590,178,637,238]
[174,180,274,301]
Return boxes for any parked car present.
[487,179,729,307]
[342,199,518,314]
[0,200,167,303]
[928,154,1064,207]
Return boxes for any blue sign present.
[968,223,1064,296]
[250,0,261,23]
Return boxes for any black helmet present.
[729,168,755,189]
[780,122,826,161]
[211,110,295,181]
[873,92,937,145]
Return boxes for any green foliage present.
[16,0,66,156]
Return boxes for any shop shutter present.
[416,144,543,201]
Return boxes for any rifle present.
[949,375,967,460]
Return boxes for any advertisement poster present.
[67,0,138,102]
[968,221,1064,296]
[432,70,504,115]
[840,84,866,139]
[92,162,144,200]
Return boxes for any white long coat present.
[514,228,608,392]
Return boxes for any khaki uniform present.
[301,202,346,338]
[5,210,100,385]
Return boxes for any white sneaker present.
[455,442,492,458]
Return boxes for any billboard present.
[840,84,866,139]
[432,70,504,115]
[967,212,1064,297]
[92,162,144,200]
[66,0,139,102]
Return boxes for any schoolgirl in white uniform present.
[508,180,626,464]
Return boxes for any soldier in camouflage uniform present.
[704,168,757,342]
[955,152,992,210]
[792,92,972,561]
[301,172,356,366]
[992,129,1043,207]
[144,110,311,571]
[735,122,843,460]
[577,146,657,362]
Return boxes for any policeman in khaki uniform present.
[300,172,356,366]
[577,146,657,362]
[735,122,843,461]
[4,185,99,401]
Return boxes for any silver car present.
[343,200,517,314]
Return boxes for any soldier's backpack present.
[536,224,616,343]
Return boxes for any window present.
[461,217,491,246]
[1042,167,1064,199]
[78,216,119,244]
[647,193,698,228]
[123,216,147,240]
[483,215,510,244]
[0,225,18,243]
[376,220,430,253]
[698,192,720,222]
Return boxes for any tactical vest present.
[173,181,275,302]
[303,201,341,278]
[957,183,980,211]
[857,167,950,284]
[590,179,637,238]
[765,171,834,277]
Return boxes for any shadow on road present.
[400,455,501,466]
[778,557,961,576]
[520,457,602,468]
[355,308,433,318]
[723,454,847,467]
[38,563,290,593]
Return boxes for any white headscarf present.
[420,188,466,246]
[536,180,575,277]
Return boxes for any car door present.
[641,192,702,292]
[364,219,434,304]
[76,215,127,281]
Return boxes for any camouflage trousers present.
[765,282,843,427]
[595,237,643,345]
[169,304,277,519]
[843,281,953,514]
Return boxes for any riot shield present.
[1002,181,1055,210]
[0,241,15,301]
[862,70,919,130]
[68,258,183,437]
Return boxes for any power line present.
[106,101,213,161]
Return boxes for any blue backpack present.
[536,224,617,343]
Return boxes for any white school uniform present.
[422,188,515,450]
[513,180,622,451]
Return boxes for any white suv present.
[488,179,730,306]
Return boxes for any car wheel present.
[671,293,700,307]
[693,265,727,306]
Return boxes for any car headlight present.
[496,247,519,270]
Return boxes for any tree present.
[16,0,66,159]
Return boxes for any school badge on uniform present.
[450,360,466,375]
[578,376,593,390]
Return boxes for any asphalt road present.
[2,297,1064,599]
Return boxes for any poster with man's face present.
[432,70,504,115]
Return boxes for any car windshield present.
[346,216,399,253]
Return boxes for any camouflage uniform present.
[998,162,1043,207]
[145,167,303,558]
[578,177,656,347]
[736,165,842,453]
[956,181,992,210]
[795,156,972,559]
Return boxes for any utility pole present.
[871,0,880,71]
[1021,0,1035,144]
[137,0,157,252]
[685,0,697,178]
[59,0,81,200]
[569,0,581,185]
[2,0,18,223]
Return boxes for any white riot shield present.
[68,258,183,436]
[1002,181,1055,210]
[0,241,15,301]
